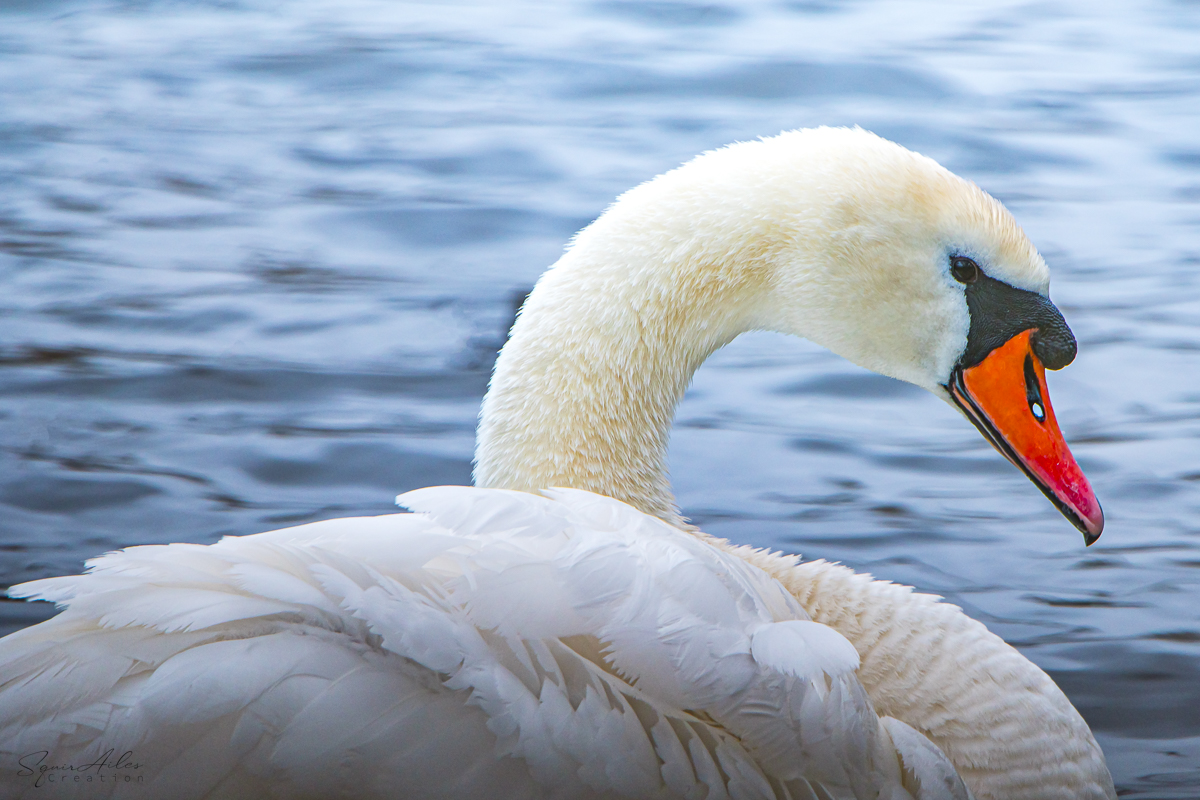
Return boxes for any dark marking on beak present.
[959,269,1076,371]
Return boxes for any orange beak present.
[948,330,1104,544]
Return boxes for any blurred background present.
[0,0,1197,794]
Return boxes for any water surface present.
[1,0,1198,794]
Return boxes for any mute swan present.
[0,127,1114,800]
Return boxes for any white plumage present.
[0,128,1115,799]
[3,487,965,800]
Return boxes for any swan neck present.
[474,236,767,525]
[473,127,981,522]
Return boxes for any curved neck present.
[474,237,767,525]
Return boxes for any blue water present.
[1,0,1198,794]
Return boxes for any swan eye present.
[950,256,980,284]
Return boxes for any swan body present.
[3,487,971,800]
[0,128,1114,799]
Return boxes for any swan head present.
[739,128,1102,542]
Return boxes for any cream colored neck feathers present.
[474,161,768,523]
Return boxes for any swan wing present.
[1,486,966,799]
[1,514,529,799]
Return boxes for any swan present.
[0,127,1114,800]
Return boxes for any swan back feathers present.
[4,486,973,800]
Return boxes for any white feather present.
[1,487,942,799]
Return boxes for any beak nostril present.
[1024,354,1046,424]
